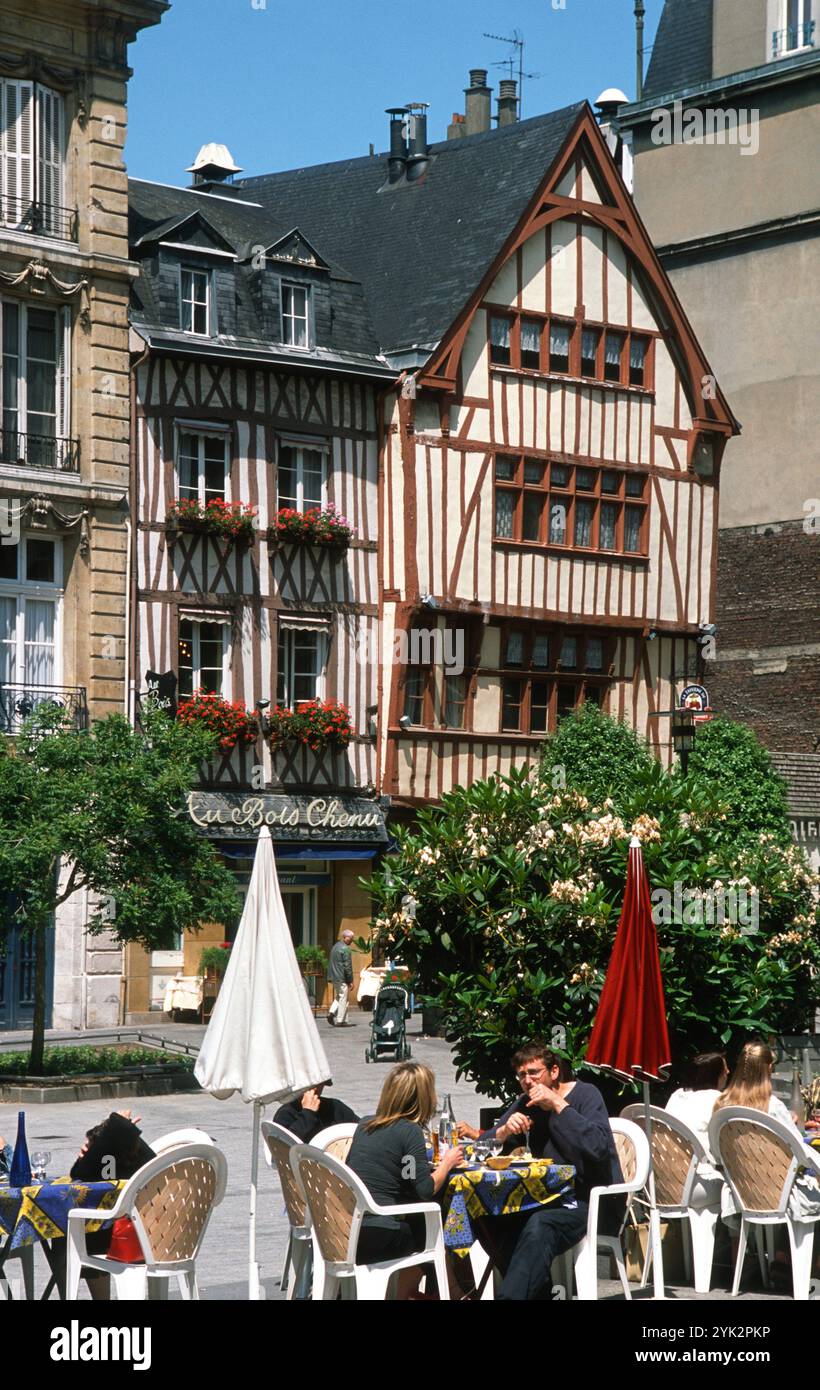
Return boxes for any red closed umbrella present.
[586,835,671,1297]
[586,836,671,1081]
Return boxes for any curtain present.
[505,631,524,665]
[23,599,54,686]
[605,332,624,368]
[574,499,594,547]
[630,337,646,373]
[494,490,514,538]
[520,319,540,361]
[599,502,618,550]
[0,597,16,682]
[549,498,567,544]
[550,323,570,359]
[625,506,642,552]
[490,317,511,350]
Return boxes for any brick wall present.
[708,520,820,751]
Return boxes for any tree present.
[0,702,241,1071]
[678,716,791,847]
[370,713,820,1101]
[539,701,654,811]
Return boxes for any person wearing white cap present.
[327,929,355,1027]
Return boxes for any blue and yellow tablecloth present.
[0,1178,124,1251]
[442,1159,575,1254]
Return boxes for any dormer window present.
[773,0,815,55]
[282,283,310,348]
[180,266,211,335]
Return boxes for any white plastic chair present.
[261,1121,314,1300]
[709,1106,820,1301]
[622,1103,722,1294]
[555,1117,651,1300]
[0,1239,34,1301]
[311,1123,357,1162]
[150,1128,215,1154]
[66,1142,227,1301]
[291,1143,449,1300]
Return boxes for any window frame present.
[1,298,70,458]
[0,532,64,689]
[276,623,328,708]
[777,0,816,53]
[175,425,231,507]
[177,614,232,700]
[0,80,67,237]
[493,453,650,557]
[485,303,655,391]
[179,264,213,337]
[275,440,328,512]
[280,280,312,350]
[496,624,613,734]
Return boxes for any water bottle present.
[442,1092,457,1148]
[9,1110,32,1188]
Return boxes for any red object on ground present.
[585,837,671,1083]
[107,1217,145,1264]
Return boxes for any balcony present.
[0,684,88,735]
[772,19,816,56]
[0,196,78,243]
[0,429,80,473]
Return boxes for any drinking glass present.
[30,1150,50,1184]
[473,1138,491,1165]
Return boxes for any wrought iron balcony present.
[772,19,816,56]
[0,683,88,735]
[0,196,78,242]
[0,429,80,473]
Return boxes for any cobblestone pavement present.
[0,1017,793,1301]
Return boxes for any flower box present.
[267,699,353,754]
[177,691,259,751]
[166,498,258,545]
[268,505,353,553]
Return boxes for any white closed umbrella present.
[195,824,330,1299]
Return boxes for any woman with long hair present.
[665,1050,729,1207]
[346,1060,464,1298]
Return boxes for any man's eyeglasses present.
[516,1067,546,1081]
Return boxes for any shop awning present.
[217,843,381,861]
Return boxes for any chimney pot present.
[469,68,488,87]
[497,79,518,127]
[464,68,491,136]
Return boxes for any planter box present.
[0,1066,200,1105]
[166,520,255,547]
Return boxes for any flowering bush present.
[176,691,259,751]
[167,498,257,544]
[269,504,353,551]
[369,709,820,1101]
[267,699,353,753]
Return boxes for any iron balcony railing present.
[0,196,78,242]
[0,429,80,473]
[0,683,88,735]
[772,19,816,56]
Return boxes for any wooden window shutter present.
[2,79,35,218]
[56,307,71,440]
[36,84,64,223]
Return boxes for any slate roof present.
[644,0,714,99]
[770,753,820,817]
[237,103,585,355]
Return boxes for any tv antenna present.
[483,29,543,119]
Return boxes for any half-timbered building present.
[239,83,737,815]
[125,152,394,1014]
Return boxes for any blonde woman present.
[346,1060,463,1298]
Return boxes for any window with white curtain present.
[281,283,310,348]
[0,535,60,689]
[1,300,70,466]
[490,315,512,365]
[520,318,541,370]
[177,616,230,698]
[277,625,327,706]
[180,267,211,336]
[0,80,66,237]
[176,430,229,504]
[549,322,571,373]
[276,444,326,511]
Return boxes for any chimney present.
[406,103,430,182]
[186,142,243,193]
[594,89,633,192]
[447,111,466,141]
[386,108,409,183]
[496,79,518,127]
[464,69,491,136]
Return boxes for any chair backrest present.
[709,1106,804,1217]
[608,1118,651,1194]
[150,1127,215,1154]
[124,1143,227,1266]
[291,1144,376,1267]
[621,1104,703,1208]
[311,1123,357,1162]
[261,1121,308,1229]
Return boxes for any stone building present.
[0,0,168,1031]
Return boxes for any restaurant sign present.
[187,791,389,844]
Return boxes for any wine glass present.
[473,1137,491,1165]
[30,1150,50,1184]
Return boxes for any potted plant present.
[177,691,259,750]
[268,700,353,754]
[268,504,354,553]
[295,944,328,977]
[197,943,232,979]
[166,498,258,545]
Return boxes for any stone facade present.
[0,0,167,1031]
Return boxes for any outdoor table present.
[0,1178,124,1299]
[441,1157,575,1255]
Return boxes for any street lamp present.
[671,708,696,775]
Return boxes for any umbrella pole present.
[249,1099,263,1300]
[643,1081,664,1300]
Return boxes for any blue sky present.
[126,0,665,186]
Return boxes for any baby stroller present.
[365,982,411,1063]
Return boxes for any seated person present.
[0,1133,11,1179]
[665,1050,728,1203]
[273,1081,358,1143]
[70,1109,156,1298]
[457,1058,576,1141]
[478,1042,623,1301]
[346,1060,464,1299]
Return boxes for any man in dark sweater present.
[480,1042,623,1300]
[273,1083,359,1143]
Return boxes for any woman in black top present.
[346,1060,463,1298]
